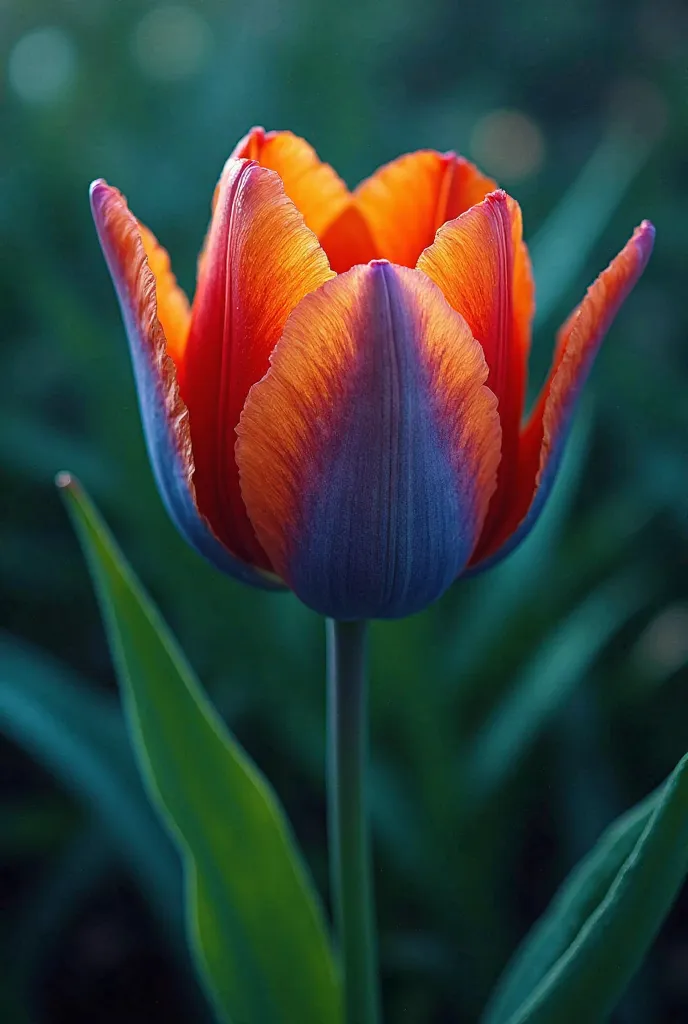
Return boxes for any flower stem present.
[326,619,380,1024]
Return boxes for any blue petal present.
[237,262,501,618]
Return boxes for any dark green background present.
[1,0,687,1021]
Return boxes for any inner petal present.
[231,127,351,238]
[353,150,497,269]
[138,223,191,372]
[232,127,378,272]
[232,132,499,275]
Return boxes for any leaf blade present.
[59,474,341,1024]
[483,753,688,1024]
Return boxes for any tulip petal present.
[355,150,498,269]
[417,190,535,534]
[231,127,350,237]
[318,203,378,274]
[237,262,501,619]
[137,222,191,370]
[182,159,334,570]
[89,180,279,588]
[233,127,378,272]
[470,220,655,571]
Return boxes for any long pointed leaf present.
[58,473,341,1024]
[482,753,688,1023]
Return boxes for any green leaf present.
[58,473,342,1024]
[482,753,688,1024]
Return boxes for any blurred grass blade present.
[481,752,688,1024]
[0,634,182,938]
[59,473,342,1024]
[466,572,650,801]
[451,410,590,683]
[13,826,116,991]
[531,131,653,329]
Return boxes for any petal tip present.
[89,178,112,213]
[634,219,655,259]
[485,188,509,206]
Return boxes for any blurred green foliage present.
[1,0,687,1021]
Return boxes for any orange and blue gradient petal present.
[237,262,501,619]
[469,219,655,571]
[89,179,281,589]
[91,129,654,616]
[182,158,334,571]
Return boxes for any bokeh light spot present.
[470,109,545,183]
[636,605,688,679]
[133,5,212,81]
[8,27,77,106]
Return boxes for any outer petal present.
[182,159,334,570]
[354,150,498,269]
[89,180,279,588]
[470,220,655,571]
[417,190,535,537]
[236,262,501,619]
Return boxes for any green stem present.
[327,619,380,1024]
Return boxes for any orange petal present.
[137,223,191,371]
[182,158,334,570]
[470,220,655,568]
[89,180,277,588]
[318,203,378,274]
[236,262,501,618]
[354,150,497,269]
[231,126,350,238]
[418,190,534,533]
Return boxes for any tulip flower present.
[90,127,653,620]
